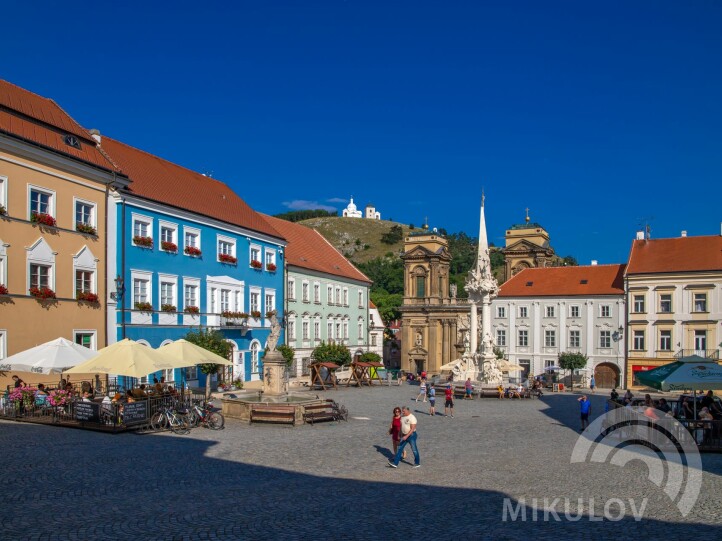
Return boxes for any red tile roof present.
[499,264,625,297]
[262,215,371,284]
[100,136,284,240]
[0,79,122,173]
[626,236,722,275]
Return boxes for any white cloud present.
[326,197,348,203]
[282,200,338,212]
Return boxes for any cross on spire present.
[525,207,530,223]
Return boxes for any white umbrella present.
[545,365,561,371]
[65,339,180,378]
[0,337,97,374]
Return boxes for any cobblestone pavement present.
[1,386,721,540]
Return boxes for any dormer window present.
[64,135,81,149]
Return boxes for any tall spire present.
[477,194,490,272]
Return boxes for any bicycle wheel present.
[150,411,167,431]
[169,414,190,435]
[207,412,225,430]
[186,409,199,428]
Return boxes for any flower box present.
[221,310,246,319]
[250,259,262,269]
[0,284,8,295]
[77,291,99,303]
[161,304,177,312]
[76,223,97,235]
[31,212,57,227]
[161,241,178,253]
[133,235,153,248]
[266,263,277,272]
[184,306,200,314]
[218,253,237,264]
[29,286,56,300]
[184,246,202,257]
[250,310,262,319]
[134,301,153,313]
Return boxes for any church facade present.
[502,211,555,282]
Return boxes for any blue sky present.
[3,1,721,264]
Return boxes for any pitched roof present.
[262,215,371,284]
[100,136,284,240]
[0,79,122,173]
[626,236,722,275]
[499,264,625,297]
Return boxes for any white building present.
[492,264,626,388]
[341,197,381,220]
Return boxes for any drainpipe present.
[103,176,111,347]
[623,274,629,389]
[120,197,126,340]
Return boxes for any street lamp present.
[110,275,125,301]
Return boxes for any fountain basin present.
[221,392,328,426]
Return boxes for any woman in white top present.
[415,379,427,402]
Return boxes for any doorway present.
[594,363,620,388]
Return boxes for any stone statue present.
[267,311,282,351]
[416,332,423,346]
[450,283,457,299]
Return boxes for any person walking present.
[578,395,591,432]
[387,406,420,468]
[388,407,406,460]
[464,378,474,400]
[444,383,454,417]
[589,374,596,394]
[415,378,427,402]
[428,385,436,416]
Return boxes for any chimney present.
[636,230,645,241]
[591,260,598,266]
[89,129,101,144]
[681,231,687,237]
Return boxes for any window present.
[600,305,611,318]
[633,295,645,313]
[633,330,645,351]
[695,330,707,353]
[358,320,363,340]
[184,366,198,380]
[75,200,95,228]
[302,282,309,303]
[184,283,198,309]
[694,293,707,312]
[250,342,260,373]
[250,291,260,313]
[570,305,580,318]
[335,287,341,305]
[0,175,6,214]
[343,321,349,339]
[545,330,556,347]
[220,289,230,312]
[569,330,580,348]
[218,239,234,256]
[264,249,276,270]
[327,320,333,339]
[265,291,275,313]
[288,319,296,340]
[75,270,93,294]
[660,330,672,351]
[496,329,506,347]
[160,222,177,251]
[371,334,377,346]
[74,332,95,350]
[132,214,153,245]
[314,320,320,340]
[358,290,364,308]
[288,278,296,301]
[336,322,341,339]
[133,278,149,304]
[250,245,261,265]
[161,281,176,308]
[327,285,333,305]
[184,227,201,254]
[519,306,528,318]
[544,360,555,369]
[545,306,555,318]
[518,330,528,347]
[30,187,53,216]
[343,288,348,306]
[600,330,611,349]
[659,294,672,313]
[302,321,310,340]
[314,283,320,303]
[496,306,506,318]
[30,264,50,289]
[415,276,425,298]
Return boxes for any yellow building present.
[502,211,555,282]
[624,233,722,388]
[0,80,127,359]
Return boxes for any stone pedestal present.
[263,350,288,396]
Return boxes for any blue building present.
[102,135,286,389]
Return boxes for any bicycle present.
[150,405,191,434]
[186,401,225,430]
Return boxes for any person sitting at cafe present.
[167,386,178,397]
[497,384,505,399]
[658,398,671,414]
[111,392,123,403]
[610,388,619,402]
[132,384,148,398]
[35,384,48,396]
[126,390,136,403]
[680,397,695,419]
[701,390,722,419]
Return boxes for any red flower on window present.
[31,212,57,227]
[0,284,8,295]
[161,241,178,252]
[266,263,277,272]
[250,259,262,269]
[133,236,153,248]
[184,246,202,256]
[29,286,56,300]
[219,253,237,264]
[76,291,99,303]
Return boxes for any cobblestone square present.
[2,385,721,540]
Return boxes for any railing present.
[220,316,249,328]
[674,349,720,360]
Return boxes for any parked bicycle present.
[150,405,191,435]
[186,401,225,430]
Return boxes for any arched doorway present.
[594,363,620,389]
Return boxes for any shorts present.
[465,389,472,396]
[445,399,454,408]
[581,413,589,421]
[429,399,435,406]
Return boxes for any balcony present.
[220,316,248,328]
[674,349,720,360]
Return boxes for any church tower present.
[502,208,555,282]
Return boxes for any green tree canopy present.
[359,351,382,364]
[276,344,295,367]
[558,351,589,390]
[311,342,352,366]
[273,209,338,222]
[184,329,233,397]
[381,224,404,245]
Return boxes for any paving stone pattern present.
[1,386,721,540]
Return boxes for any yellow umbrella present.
[499,360,524,373]
[158,339,232,366]
[64,339,180,378]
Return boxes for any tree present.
[359,351,381,363]
[562,255,578,266]
[276,344,295,368]
[311,342,352,366]
[381,225,404,245]
[184,328,233,398]
[273,209,338,222]
[370,290,402,322]
[558,351,588,390]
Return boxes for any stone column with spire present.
[464,194,503,385]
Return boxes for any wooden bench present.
[249,404,296,425]
[303,400,348,425]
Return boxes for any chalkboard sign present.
[75,401,100,422]
[122,401,148,424]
